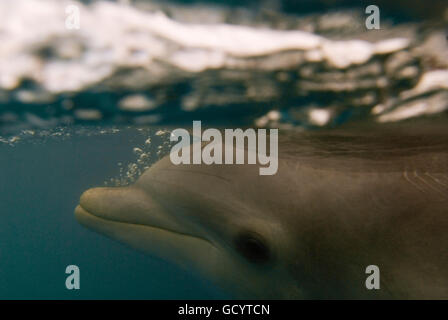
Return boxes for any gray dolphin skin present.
[75,122,448,299]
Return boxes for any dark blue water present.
[0,127,229,299]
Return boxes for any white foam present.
[0,0,413,94]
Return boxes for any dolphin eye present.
[234,232,270,264]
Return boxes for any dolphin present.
[75,122,448,299]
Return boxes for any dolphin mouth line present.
[75,204,216,248]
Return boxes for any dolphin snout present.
[76,186,179,231]
[79,187,100,211]
[77,186,148,222]
[79,187,118,218]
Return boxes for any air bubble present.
[133,147,143,155]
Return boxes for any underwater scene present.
[0,0,447,300]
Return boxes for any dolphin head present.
[75,153,303,299]
[75,126,448,299]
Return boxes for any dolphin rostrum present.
[75,122,448,299]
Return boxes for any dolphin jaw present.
[75,187,213,244]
